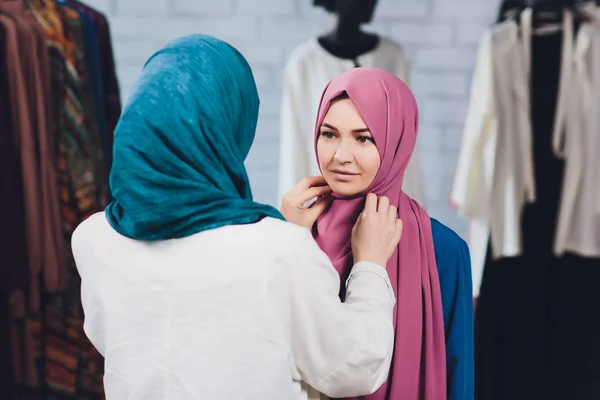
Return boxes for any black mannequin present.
[314,0,380,61]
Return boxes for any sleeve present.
[79,267,106,357]
[593,32,600,215]
[435,232,474,400]
[450,30,497,220]
[278,59,311,202]
[392,45,410,87]
[72,232,106,357]
[278,229,396,398]
[597,156,600,215]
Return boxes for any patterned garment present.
[65,0,121,176]
[59,4,107,208]
[29,0,100,235]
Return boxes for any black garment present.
[475,30,600,400]
[0,12,28,294]
[0,295,16,400]
[0,21,26,400]
[316,33,379,60]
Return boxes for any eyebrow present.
[321,122,370,134]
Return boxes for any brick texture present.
[84,0,502,237]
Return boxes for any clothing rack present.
[0,0,121,398]
[454,3,600,398]
[499,0,597,25]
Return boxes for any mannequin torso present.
[317,32,379,61]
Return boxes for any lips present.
[330,169,358,182]
[330,169,358,176]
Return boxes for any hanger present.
[526,0,593,18]
[522,0,594,32]
[498,0,525,22]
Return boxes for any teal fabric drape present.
[105,34,283,240]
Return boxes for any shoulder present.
[283,38,321,74]
[258,217,322,253]
[71,211,122,279]
[430,218,472,296]
[378,37,405,53]
[71,211,112,251]
[258,218,335,274]
[431,218,467,248]
[71,211,129,266]
[376,37,408,60]
[430,218,470,270]
[374,36,409,79]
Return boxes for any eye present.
[320,131,336,139]
[357,136,375,144]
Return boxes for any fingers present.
[297,176,328,191]
[396,219,403,237]
[387,204,397,222]
[283,176,330,209]
[308,195,333,218]
[301,185,332,203]
[364,193,377,215]
[377,196,390,215]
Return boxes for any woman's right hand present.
[280,176,333,229]
[351,193,403,267]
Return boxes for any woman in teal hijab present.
[72,34,405,400]
[104,34,283,239]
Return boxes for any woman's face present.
[317,97,381,197]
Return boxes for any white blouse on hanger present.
[451,19,533,296]
[278,37,425,206]
[452,9,600,296]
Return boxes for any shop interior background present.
[92,0,499,238]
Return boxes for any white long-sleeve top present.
[279,37,425,207]
[71,212,396,400]
[452,9,600,296]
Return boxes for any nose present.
[333,141,353,164]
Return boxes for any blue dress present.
[431,218,474,400]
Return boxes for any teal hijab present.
[105,34,283,240]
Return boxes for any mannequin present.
[316,0,379,61]
[278,0,425,207]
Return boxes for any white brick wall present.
[84,0,501,237]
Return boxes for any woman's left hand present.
[280,176,333,229]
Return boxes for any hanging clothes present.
[63,0,121,178]
[1,0,121,398]
[452,6,600,400]
[450,18,534,295]
[452,8,600,297]
[0,19,28,400]
[0,2,47,392]
[278,37,426,207]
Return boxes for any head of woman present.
[105,34,282,240]
[316,93,381,197]
[314,68,418,200]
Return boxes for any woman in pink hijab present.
[283,68,474,399]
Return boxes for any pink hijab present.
[313,68,446,400]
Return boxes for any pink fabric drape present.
[313,68,446,400]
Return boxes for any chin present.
[329,182,365,197]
